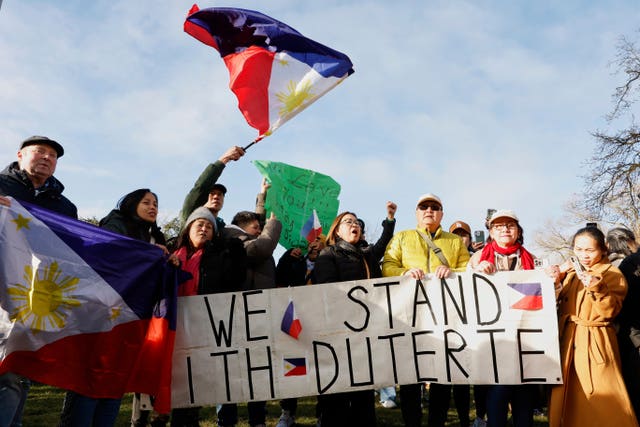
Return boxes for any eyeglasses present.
[340,219,361,227]
[417,203,441,212]
[491,223,517,230]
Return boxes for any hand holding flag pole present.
[184,5,354,150]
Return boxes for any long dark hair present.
[114,188,165,244]
[117,188,157,221]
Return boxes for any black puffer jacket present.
[198,237,248,294]
[312,239,382,284]
[0,162,77,218]
[99,209,166,244]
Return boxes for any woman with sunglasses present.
[468,210,537,427]
[547,226,638,427]
[312,211,380,427]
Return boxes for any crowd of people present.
[1,135,640,427]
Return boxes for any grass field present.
[23,384,550,426]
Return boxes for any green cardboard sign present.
[252,160,341,250]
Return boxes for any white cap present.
[488,209,519,225]
[416,193,442,208]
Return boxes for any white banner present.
[170,270,562,407]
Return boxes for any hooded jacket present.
[223,217,282,290]
[0,162,77,218]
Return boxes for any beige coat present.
[549,260,638,427]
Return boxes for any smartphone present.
[486,208,496,220]
[474,230,485,243]
[569,256,584,272]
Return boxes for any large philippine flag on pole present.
[184,4,355,142]
[0,199,178,412]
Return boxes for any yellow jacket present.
[382,226,469,276]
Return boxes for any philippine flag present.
[184,5,354,141]
[300,209,322,244]
[280,300,302,339]
[0,199,178,412]
[508,282,543,311]
[283,357,307,376]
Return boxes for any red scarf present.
[479,240,535,270]
[174,246,203,296]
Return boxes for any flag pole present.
[243,135,264,151]
[243,141,257,151]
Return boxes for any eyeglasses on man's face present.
[417,203,441,212]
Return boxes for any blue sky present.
[1,1,638,260]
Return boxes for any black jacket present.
[0,162,77,218]
[618,251,640,347]
[275,249,308,287]
[99,209,166,244]
[358,218,396,262]
[198,237,248,295]
[313,239,382,284]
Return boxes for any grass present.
[23,384,550,426]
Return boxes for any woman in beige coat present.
[547,226,638,427]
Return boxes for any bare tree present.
[582,32,640,229]
[534,196,595,262]
[530,33,640,261]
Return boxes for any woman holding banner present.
[469,209,537,427]
[312,211,380,427]
[171,207,247,426]
[547,226,638,427]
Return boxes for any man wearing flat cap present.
[0,136,77,217]
[382,193,470,427]
[0,136,77,426]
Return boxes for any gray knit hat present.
[185,207,217,231]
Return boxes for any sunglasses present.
[417,203,442,212]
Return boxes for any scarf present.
[174,246,203,296]
[479,240,535,270]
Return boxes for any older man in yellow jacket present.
[382,193,470,427]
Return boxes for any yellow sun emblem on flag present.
[276,80,316,116]
[8,261,81,334]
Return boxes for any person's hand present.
[260,177,271,194]
[471,241,485,251]
[155,244,170,256]
[290,248,303,258]
[434,265,451,279]
[386,201,397,220]
[0,196,10,207]
[545,264,562,283]
[577,271,596,287]
[268,211,276,220]
[167,254,180,267]
[404,268,426,279]
[219,146,245,164]
[474,260,496,275]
